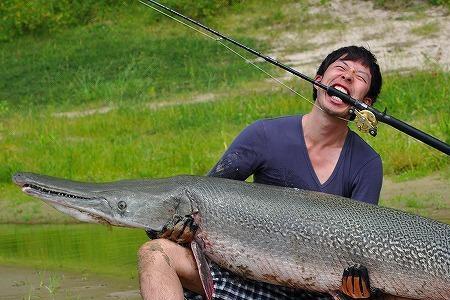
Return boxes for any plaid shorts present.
[184,262,332,300]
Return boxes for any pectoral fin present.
[340,264,371,299]
[191,241,214,300]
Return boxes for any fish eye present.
[117,201,127,210]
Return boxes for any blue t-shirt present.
[208,115,382,204]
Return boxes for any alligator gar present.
[12,172,450,299]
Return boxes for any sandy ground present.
[273,0,450,76]
[0,265,141,300]
[380,171,450,223]
[382,173,449,200]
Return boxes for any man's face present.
[315,57,372,118]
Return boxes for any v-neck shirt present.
[208,115,382,204]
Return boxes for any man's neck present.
[302,109,349,149]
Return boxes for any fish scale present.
[190,179,449,298]
[12,172,450,299]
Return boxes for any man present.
[138,45,383,300]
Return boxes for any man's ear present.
[363,97,373,106]
[314,75,322,90]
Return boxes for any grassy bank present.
[0,22,267,110]
[1,0,448,224]
[1,70,448,223]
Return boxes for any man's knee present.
[138,238,203,295]
[139,238,177,257]
[138,239,187,299]
[138,239,180,271]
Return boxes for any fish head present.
[12,172,194,231]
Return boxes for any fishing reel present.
[348,108,378,137]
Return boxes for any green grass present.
[380,192,449,223]
[0,23,268,110]
[216,0,345,40]
[1,70,448,215]
[366,71,449,178]
[410,21,440,37]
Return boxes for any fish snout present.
[12,172,27,186]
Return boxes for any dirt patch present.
[380,172,450,223]
[273,1,450,76]
[51,93,217,119]
[0,265,140,300]
[53,106,116,118]
[381,174,450,200]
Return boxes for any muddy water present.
[0,224,148,299]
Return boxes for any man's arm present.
[208,121,266,180]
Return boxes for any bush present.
[0,0,243,41]
[0,0,123,41]
[162,0,243,19]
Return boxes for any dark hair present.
[312,46,382,104]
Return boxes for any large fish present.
[12,172,450,299]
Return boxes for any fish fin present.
[190,241,214,300]
[340,264,371,299]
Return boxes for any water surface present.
[0,224,148,277]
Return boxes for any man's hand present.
[146,214,198,244]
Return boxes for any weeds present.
[381,192,449,222]
[410,21,440,37]
[0,28,268,109]
[42,272,62,296]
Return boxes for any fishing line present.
[139,0,450,155]
[139,0,345,121]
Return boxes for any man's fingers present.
[158,215,197,244]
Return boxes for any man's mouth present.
[330,85,349,105]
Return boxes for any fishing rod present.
[141,0,450,156]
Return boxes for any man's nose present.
[341,70,355,82]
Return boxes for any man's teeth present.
[331,96,342,102]
[331,86,348,103]
[334,86,348,94]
